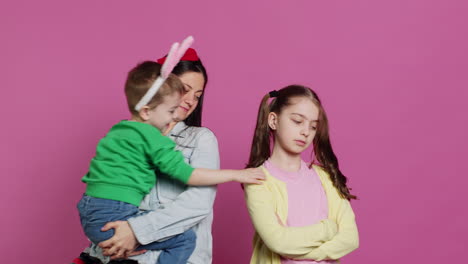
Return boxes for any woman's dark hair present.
[172,59,208,127]
[246,85,357,200]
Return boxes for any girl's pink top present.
[264,160,337,264]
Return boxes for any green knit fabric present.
[82,121,194,206]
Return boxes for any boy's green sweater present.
[82,120,194,206]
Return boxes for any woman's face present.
[175,71,205,121]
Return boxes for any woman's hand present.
[98,221,146,259]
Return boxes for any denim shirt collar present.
[169,122,188,138]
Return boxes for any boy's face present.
[146,92,181,132]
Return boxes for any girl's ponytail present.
[313,104,357,200]
[246,94,272,168]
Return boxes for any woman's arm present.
[128,129,220,244]
[244,180,338,256]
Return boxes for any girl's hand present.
[235,168,266,184]
[98,221,145,259]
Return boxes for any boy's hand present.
[235,168,266,184]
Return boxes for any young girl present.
[77,59,264,264]
[244,85,359,264]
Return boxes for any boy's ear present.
[268,112,278,130]
[138,106,150,121]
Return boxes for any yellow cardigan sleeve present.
[244,182,338,256]
[292,167,359,261]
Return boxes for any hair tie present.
[157,48,199,64]
[269,90,279,98]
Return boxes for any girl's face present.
[175,71,205,121]
[269,97,319,155]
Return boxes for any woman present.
[74,48,219,264]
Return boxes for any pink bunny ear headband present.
[134,36,194,111]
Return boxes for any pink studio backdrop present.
[1,1,467,263]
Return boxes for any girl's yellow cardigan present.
[244,165,359,264]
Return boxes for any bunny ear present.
[174,36,194,61]
[160,42,180,79]
[134,36,195,111]
[160,36,195,78]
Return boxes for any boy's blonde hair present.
[125,61,184,116]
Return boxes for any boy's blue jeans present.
[77,195,196,264]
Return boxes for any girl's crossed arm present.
[244,182,338,256]
[288,167,359,261]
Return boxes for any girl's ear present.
[138,106,151,121]
[268,112,278,130]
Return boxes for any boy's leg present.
[135,229,196,264]
[78,196,195,263]
[77,195,139,244]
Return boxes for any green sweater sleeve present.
[148,130,194,184]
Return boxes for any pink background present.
[1,1,467,263]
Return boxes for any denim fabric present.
[78,195,140,244]
[78,195,196,264]
[145,229,196,264]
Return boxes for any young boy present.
[77,61,263,264]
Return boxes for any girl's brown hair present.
[246,85,356,200]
